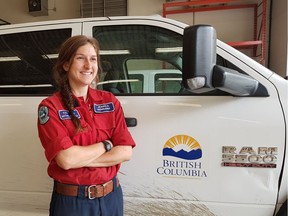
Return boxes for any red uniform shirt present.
[37,88,135,185]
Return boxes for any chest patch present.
[58,110,81,120]
[93,102,115,113]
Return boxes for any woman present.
[37,35,135,216]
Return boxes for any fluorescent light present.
[158,78,182,81]
[0,84,53,88]
[43,50,131,58]
[42,54,59,59]
[0,54,59,61]
[0,49,131,62]
[44,51,132,57]
[97,79,139,85]
[100,50,130,55]
[155,47,182,53]
[0,56,21,62]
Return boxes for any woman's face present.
[64,43,98,91]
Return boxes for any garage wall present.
[0,0,286,77]
[0,0,81,24]
[165,9,255,43]
[0,0,257,55]
[269,0,287,77]
[0,0,260,44]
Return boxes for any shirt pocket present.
[71,119,94,145]
[93,112,116,130]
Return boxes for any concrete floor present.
[0,203,48,216]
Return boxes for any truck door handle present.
[125,117,137,127]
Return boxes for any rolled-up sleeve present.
[37,100,73,162]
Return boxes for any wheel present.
[276,200,287,216]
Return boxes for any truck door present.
[84,19,285,216]
[0,22,83,210]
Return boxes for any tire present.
[276,200,287,216]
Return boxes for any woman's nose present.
[84,59,92,68]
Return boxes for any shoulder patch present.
[38,106,50,125]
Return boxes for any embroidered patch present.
[38,106,50,125]
[93,102,115,113]
[58,110,81,120]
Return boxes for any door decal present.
[157,135,207,178]
[163,134,202,160]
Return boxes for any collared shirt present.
[37,88,135,185]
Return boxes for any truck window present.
[0,29,71,95]
[127,73,143,93]
[94,24,256,96]
[125,59,182,94]
[93,25,184,95]
[155,73,182,93]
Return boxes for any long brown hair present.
[53,35,101,131]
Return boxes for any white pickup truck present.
[0,16,287,216]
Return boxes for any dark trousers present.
[49,178,123,216]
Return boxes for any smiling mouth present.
[81,71,93,75]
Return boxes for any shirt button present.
[81,122,88,127]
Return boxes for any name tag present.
[58,110,81,120]
[93,102,115,113]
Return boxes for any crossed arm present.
[55,142,132,170]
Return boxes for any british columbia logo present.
[157,135,207,178]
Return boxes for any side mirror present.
[213,65,258,96]
[182,25,216,93]
[182,25,266,96]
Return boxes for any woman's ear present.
[63,62,70,72]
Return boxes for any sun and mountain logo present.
[163,135,202,160]
[157,135,207,178]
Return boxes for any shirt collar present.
[75,87,104,105]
